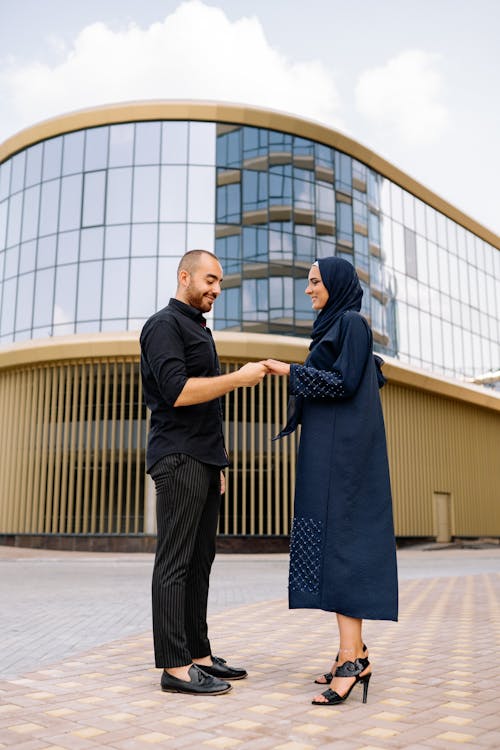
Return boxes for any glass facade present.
[0,117,499,380]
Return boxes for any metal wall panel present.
[0,343,499,539]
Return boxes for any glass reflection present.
[0,118,497,384]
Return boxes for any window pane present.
[131,223,158,256]
[102,259,129,318]
[189,122,216,165]
[7,192,23,246]
[105,224,130,258]
[186,223,214,251]
[77,260,102,320]
[106,168,132,224]
[37,236,57,269]
[159,224,186,256]
[80,227,104,261]
[160,166,187,221]
[0,201,7,249]
[1,278,16,333]
[62,130,85,175]
[59,174,82,232]
[128,258,156,318]
[57,231,79,264]
[82,170,105,226]
[132,166,160,222]
[42,137,63,181]
[157,257,180,308]
[84,127,109,171]
[33,267,55,327]
[19,240,37,273]
[25,143,43,187]
[4,246,19,277]
[135,122,161,164]
[15,272,35,330]
[39,180,60,236]
[10,152,26,193]
[187,166,215,222]
[21,184,40,241]
[162,122,188,164]
[0,160,12,200]
[108,123,134,167]
[54,264,77,326]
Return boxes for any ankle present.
[165,664,192,681]
[338,646,365,661]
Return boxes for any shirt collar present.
[168,298,207,327]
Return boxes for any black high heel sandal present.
[312,657,371,706]
[314,643,368,685]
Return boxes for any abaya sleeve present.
[289,312,371,400]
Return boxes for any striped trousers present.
[150,453,222,668]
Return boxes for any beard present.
[185,284,215,312]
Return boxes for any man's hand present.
[220,471,226,495]
[236,361,269,386]
[263,359,291,376]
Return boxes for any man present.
[140,249,268,696]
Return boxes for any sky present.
[0,0,499,237]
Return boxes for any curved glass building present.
[0,101,499,548]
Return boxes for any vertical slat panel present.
[39,369,53,533]
[1,350,499,542]
[266,374,272,535]
[107,361,118,533]
[281,375,289,535]
[223,362,231,534]
[25,369,39,532]
[51,366,65,534]
[74,365,87,534]
[99,362,110,533]
[91,363,103,534]
[0,371,9,531]
[232,365,239,536]
[59,365,73,533]
[44,367,59,533]
[82,364,95,533]
[16,371,31,532]
[258,377,264,535]
[4,372,18,532]
[125,361,134,534]
[134,364,143,533]
[31,369,46,533]
[273,375,280,535]
[249,382,256,535]
[240,383,247,535]
[116,361,127,533]
[66,365,80,534]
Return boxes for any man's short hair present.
[177,249,220,278]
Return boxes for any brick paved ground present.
[1,546,500,749]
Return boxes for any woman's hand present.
[220,471,226,495]
[263,359,291,376]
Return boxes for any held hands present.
[236,359,291,387]
[236,361,269,386]
[263,359,291,376]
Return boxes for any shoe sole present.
[161,685,232,696]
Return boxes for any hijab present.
[310,257,363,349]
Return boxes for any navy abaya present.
[279,258,398,621]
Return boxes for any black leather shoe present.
[161,665,231,695]
[197,656,248,681]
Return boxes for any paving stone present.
[1,546,500,749]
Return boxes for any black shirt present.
[140,298,228,472]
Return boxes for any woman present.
[266,256,398,706]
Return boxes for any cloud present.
[355,50,448,145]
[0,0,342,143]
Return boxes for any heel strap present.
[334,656,370,678]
